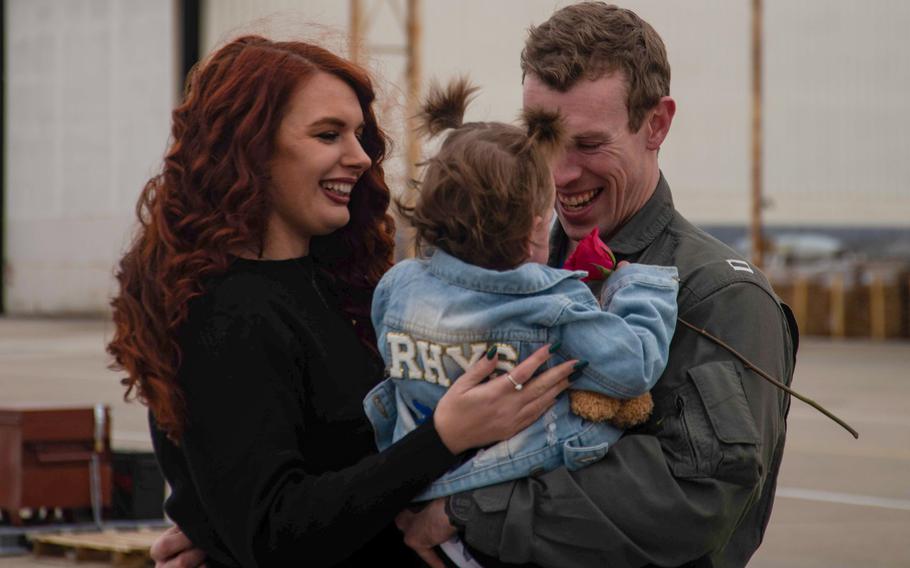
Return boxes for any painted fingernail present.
[486,345,498,360]
[569,361,588,381]
[548,341,562,353]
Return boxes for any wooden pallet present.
[29,528,164,567]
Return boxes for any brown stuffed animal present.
[570,390,653,428]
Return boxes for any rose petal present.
[563,228,616,280]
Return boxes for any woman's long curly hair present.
[108,36,395,440]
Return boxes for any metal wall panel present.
[6,0,175,313]
[6,0,907,313]
[198,1,910,226]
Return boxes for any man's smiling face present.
[522,72,659,243]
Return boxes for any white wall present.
[200,0,910,228]
[6,0,909,314]
[761,0,910,226]
[5,0,176,314]
[646,0,910,227]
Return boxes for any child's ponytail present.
[521,106,566,160]
[417,77,479,137]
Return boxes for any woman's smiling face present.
[264,71,372,258]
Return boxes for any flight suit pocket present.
[472,481,513,513]
[659,361,762,486]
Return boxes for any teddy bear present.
[570,390,654,428]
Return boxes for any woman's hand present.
[149,526,207,568]
[434,344,574,455]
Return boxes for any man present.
[397,3,797,567]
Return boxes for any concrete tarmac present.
[0,317,908,567]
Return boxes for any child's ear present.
[528,215,549,263]
[529,215,541,250]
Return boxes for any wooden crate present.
[771,264,909,340]
[866,270,908,339]
[29,528,164,567]
[829,273,870,338]
[781,273,832,336]
[905,275,910,338]
[0,404,112,525]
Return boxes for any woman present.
[108,36,574,567]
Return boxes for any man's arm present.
[449,280,795,567]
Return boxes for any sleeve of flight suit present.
[449,275,795,568]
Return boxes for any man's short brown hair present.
[521,2,671,131]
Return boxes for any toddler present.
[364,79,679,502]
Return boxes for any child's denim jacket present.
[364,249,679,501]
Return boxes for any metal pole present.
[178,0,200,97]
[405,0,421,185]
[351,0,422,258]
[402,0,422,258]
[751,0,764,268]
[349,0,362,64]
[0,0,6,313]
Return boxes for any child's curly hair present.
[399,78,565,270]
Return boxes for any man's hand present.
[395,498,456,568]
[149,526,207,568]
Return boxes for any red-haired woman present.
[108,36,574,567]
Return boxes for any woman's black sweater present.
[150,256,457,567]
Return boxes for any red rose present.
[563,228,617,282]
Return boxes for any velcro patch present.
[726,259,754,274]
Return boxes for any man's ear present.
[645,96,676,151]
